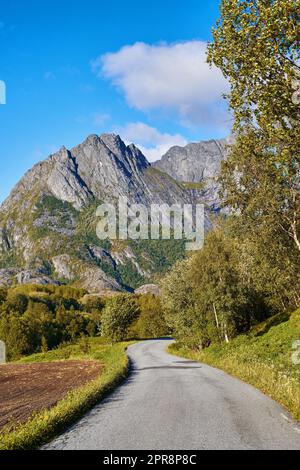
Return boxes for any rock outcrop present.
[46,146,92,210]
[153,138,232,210]
[16,269,61,286]
[134,284,161,297]
[0,268,60,287]
[52,254,123,293]
[153,139,230,183]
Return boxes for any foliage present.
[208,0,300,252]
[130,294,168,339]
[161,219,300,349]
[180,181,206,191]
[129,238,186,275]
[101,294,140,342]
[0,281,167,360]
[0,249,20,269]
[0,285,105,359]
[208,0,300,136]
[35,195,78,219]
[116,261,145,290]
[161,257,198,341]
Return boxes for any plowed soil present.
[0,360,102,429]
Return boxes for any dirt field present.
[0,360,102,430]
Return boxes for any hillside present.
[0,134,220,293]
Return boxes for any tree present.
[6,292,28,314]
[161,224,273,349]
[208,0,300,253]
[220,128,300,256]
[41,335,48,353]
[101,294,140,342]
[208,0,300,135]
[0,288,7,304]
[131,295,168,339]
[189,228,266,342]
[0,285,108,358]
[79,334,91,355]
[0,312,31,359]
[161,258,198,341]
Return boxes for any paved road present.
[45,339,300,450]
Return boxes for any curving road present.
[45,339,300,450]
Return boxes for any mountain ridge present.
[153,137,231,211]
[0,133,227,293]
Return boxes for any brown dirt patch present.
[0,360,102,430]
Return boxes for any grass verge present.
[0,338,132,450]
[169,309,300,422]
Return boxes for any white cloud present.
[117,122,187,162]
[92,41,229,129]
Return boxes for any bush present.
[101,294,140,342]
[130,294,168,339]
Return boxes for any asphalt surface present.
[44,339,300,450]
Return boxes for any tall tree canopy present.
[208,0,300,252]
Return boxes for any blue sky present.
[0,0,229,203]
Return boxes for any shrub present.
[101,294,140,342]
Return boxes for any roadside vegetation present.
[170,309,300,422]
[0,284,102,360]
[161,0,300,419]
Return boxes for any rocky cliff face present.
[0,134,226,293]
[153,139,229,182]
[153,138,231,210]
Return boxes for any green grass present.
[169,309,300,422]
[0,337,133,450]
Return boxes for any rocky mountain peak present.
[100,133,127,155]
[153,137,232,211]
[154,138,229,183]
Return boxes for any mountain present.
[1,134,189,213]
[154,139,228,182]
[0,134,231,293]
[153,138,231,211]
[0,133,216,294]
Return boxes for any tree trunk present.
[224,323,230,344]
[292,226,300,252]
[213,303,220,329]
